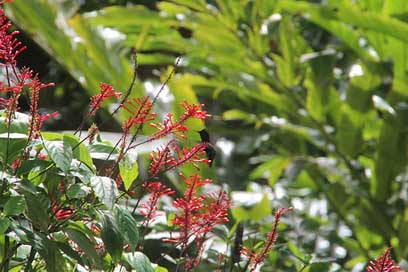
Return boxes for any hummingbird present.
[199,129,216,167]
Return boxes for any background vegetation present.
[3,0,408,271]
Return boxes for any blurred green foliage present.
[5,0,408,270]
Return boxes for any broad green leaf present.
[29,232,66,272]
[154,266,169,272]
[119,151,139,190]
[250,156,291,186]
[88,142,118,161]
[0,217,10,234]
[304,51,336,121]
[101,213,123,262]
[114,207,139,251]
[56,242,85,267]
[66,184,91,199]
[24,192,50,232]
[65,227,102,268]
[125,252,155,272]
[63,134,94,171]
[90,176,118,210]
[44,140,73,173]
[231,194,272,222]
[4,196,26,216]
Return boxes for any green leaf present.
[0,217,10,234]
[90,176,118,210]
[119,151,139,191]
[25,231,66,272]
[24,192,50,232]
[4,196,26,216]
[101,213,123,262]
[44,140,73,173]
[250,156,291,186]
[66,183,91,199]
[114,207,139,251]
[63,134,94,171]
[88,142,118,161]
[65,227,102,268]
[125,252,155,272]
[231,194,272,222]
[155,266,169,272]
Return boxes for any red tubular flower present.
[27,76,56,139]
[148,141,174,177]
[180,101,209,120]
[169,142,209,170]
[122,96,155,127]
[52,205,74,220]
[149,101,209,141]
[148,141,209,177]
[89,83,121,117]
[140,181,174,227]
[242,207,293,271]
[366,248,402,272]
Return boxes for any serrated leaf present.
[90,176,118,210]
[4,196,26,216]
[45,141,72,173]
[115,207,139,251]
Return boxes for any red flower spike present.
[180,101,209,120]
[148,102,209,141]
[148,141,175,177]
[88,83,121,117]
[140,181,174,226]
[27,76,56,140]
[166,174,231,270]
[122,96,155,128]
[148,141,209,178]
[0,8,26,66]
[366,248,402,272]
[242,207,293,271]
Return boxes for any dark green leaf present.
[114,207,139,251]
[101,213,123,262]
[4,196,26,216]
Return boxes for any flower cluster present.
[89,83,121,117]
[148,141,209,177]
[0,8,25,66]
[166,174,231,270]
[366,248,402,272]
[148,102,209,141]
[140,181,174,227]
[1,10,56,142]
